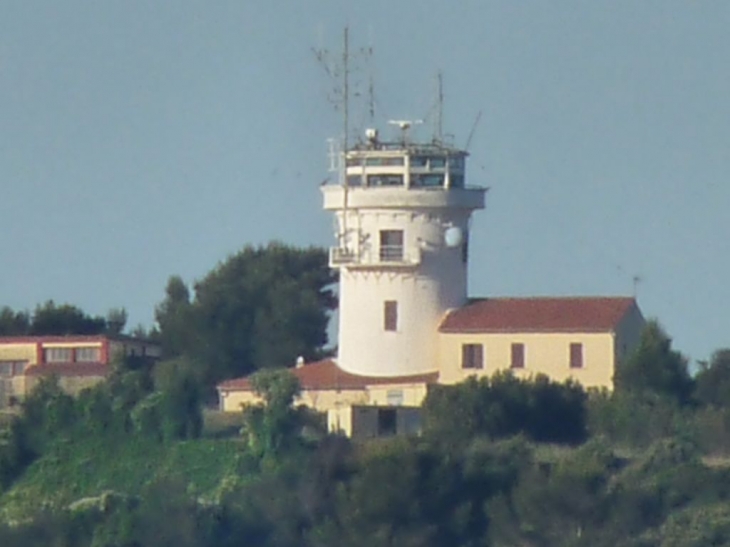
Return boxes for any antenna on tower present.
[465,110,483,151]
[388,119,423,144]
[313,27,359,252]
[632,275,643,299]
[434,71,444,143]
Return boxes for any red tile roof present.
[218,359,439,392]
[25,362,109,377]
[439,297,638,333]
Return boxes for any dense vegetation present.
[155,243,337,385]
[2,243,730,545]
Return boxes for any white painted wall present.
[324,185,485,377]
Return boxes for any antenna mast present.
[435,71,443,143]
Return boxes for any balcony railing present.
[330,247,357,265]
[379,245,404,262]
[329,246,421,268]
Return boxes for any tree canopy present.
[155,242,337,384]
[0,301,127,337]
[614,319,693,404]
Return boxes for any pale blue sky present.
[1,1,728,364]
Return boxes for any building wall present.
[0,343,38,365]
[613,304,646,369]
[220,382,429,414]
[327,405,423,439]
[334,207,472,377]
[366,382,430,406]
[438,331,617,389]
[219,387,369,413]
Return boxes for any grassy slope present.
[0,434,245,521]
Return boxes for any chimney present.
[295,356,305,369]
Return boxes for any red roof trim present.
[0,335,158,344]
[439,296,637,333]
[218,359,438,392]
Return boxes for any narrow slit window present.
[570,343,583,369]
[511,343,525,369]
[384,300,398,331]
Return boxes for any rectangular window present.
[44,348,72,363]
[570,343,584,369]
[411,174,445,187]
[384,300,398,331]
[511,343,525,369]
[386,390,404,406]
[379,230,404,262]
[0,361,25,377]
[461,344,484,369]
[367,174,404,187]
[76,347,101,362]
[429,157,447,168]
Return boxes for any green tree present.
[30,301,107,336]
[154,275,195,359]
[153,358,203,441]
[423,372,587,445]
[242,369,302,458]
[0,307,30,335]
[695,349,730,408]
[104,307,128,336]
[156,243,337,383]
[614,320,693,404]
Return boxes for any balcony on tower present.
[328,243,422,269]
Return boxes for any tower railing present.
[329,246,421,268]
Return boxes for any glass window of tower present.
[411,174,445,187]
[367,174,404,187]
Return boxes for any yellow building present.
[217,296,644,436]
[0,335,161,407]
[437,296,645,389]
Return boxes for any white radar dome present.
[444,226,463,248]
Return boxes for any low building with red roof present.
[217,295,644,436]
[0,335,161,407]
[437,296,644,388]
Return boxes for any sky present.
[1,1,728,364]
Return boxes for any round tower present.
[322,126,487,377]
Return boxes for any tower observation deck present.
[322,128,487,377]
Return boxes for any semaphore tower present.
[322,123,486,377]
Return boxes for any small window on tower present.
[380,230,404,261]
[384,300,398,331]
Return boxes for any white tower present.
[322,125,486,377]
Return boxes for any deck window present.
[367,174,403,187]
[461,344,484,369]
[411,174,445,187]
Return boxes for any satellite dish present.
[444,226,463,248]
